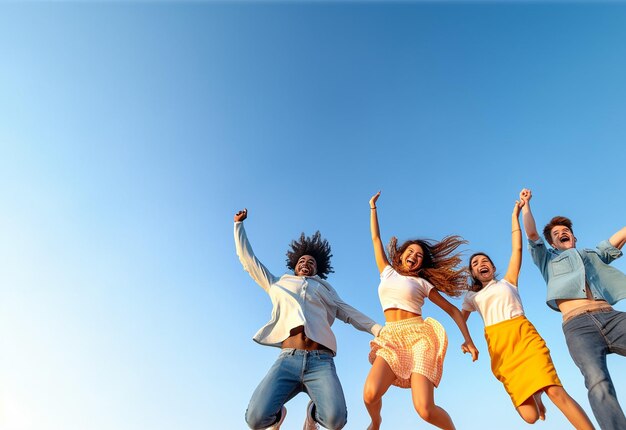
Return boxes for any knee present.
[245,406,274,430]
[363,384,382,406]
[414,403,435,422]
[244,410,264,430]
[322,414,347,430]
[582,369,615,398]
[316,402,347,430]
[519,412,539,424]
[545,386,569,404]
[588,378,616,401]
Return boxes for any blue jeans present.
[245,348,347,430]
[563,309,626,430]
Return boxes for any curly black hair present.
[285,231,334,279]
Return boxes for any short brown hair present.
[543,216,574,245]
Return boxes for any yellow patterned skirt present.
[484,315,562,407]
[369,317,447,388]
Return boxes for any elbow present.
[448,306,462,320]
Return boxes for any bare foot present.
[534,392,546,421]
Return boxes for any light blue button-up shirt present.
[234,222,382,355]
[529,237,626,311]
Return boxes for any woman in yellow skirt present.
[364,191,479,430]
[462,199,594,429]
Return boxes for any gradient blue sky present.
[1,2,625,430]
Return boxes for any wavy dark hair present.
[543,216,574,245]
[388,235,468,297]
[285,231,334,279]
[467,252,497,292]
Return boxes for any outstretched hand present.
[519,188,532,205]
[370,191,381,209]
[513,200,523,215]
[462,341,479,362]
[234,208,248,222]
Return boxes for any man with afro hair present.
[234,208,382,430]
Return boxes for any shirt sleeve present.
[502,279,519,289]
[420,278,435,296]
[528,237,550,274]
[596,239,623,264]
[234,222,278,292]
[325,281,382,336]
[380,265,395,280]
[461,293,475,312]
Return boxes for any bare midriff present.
[281,325,331,352]
[557,298,610,315]
[384,308,421,323]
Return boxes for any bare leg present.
[535,391,546,421]
[410,373,455,430]
[515,393,542,424]
[544,385,595,430]
[363,357,396,430]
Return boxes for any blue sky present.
[1,2,625,430]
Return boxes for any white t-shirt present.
[378,265,434,314]
[462,279,525,327]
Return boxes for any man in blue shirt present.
[519,188,626,430]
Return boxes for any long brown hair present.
[388,235,468,297]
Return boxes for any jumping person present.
[462,199,594,429]
[520,188,626,430]
[234,208,382,430]
[363,192,478,430]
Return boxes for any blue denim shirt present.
[528,237,626,311]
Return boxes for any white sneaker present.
[267,406,287,430]
[302,401,319,430]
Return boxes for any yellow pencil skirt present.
[484,315,562,407]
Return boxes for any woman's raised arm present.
[370,191,390,274]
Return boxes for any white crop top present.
[462,279,525,327]
[378,265,434,314]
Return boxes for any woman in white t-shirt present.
[363,191,479,430]
[462,200,594,429]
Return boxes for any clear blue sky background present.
[1,2,625,430]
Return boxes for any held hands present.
[462,341,479,362]
[370,191,381,209]
[234,208,248,222]
[519,188,532,205]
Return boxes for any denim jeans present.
[563,309,626,430]
[245,348,347,430]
